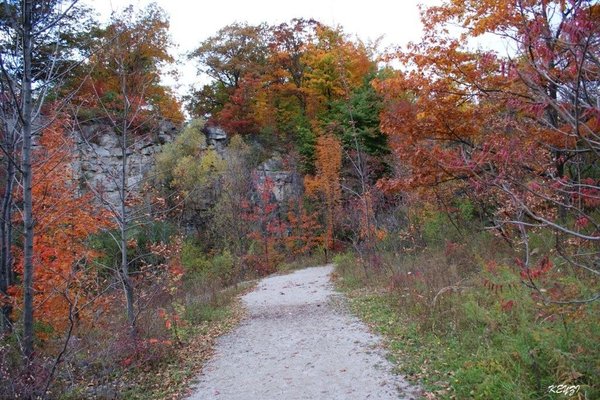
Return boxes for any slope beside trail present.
[187,265,419,400]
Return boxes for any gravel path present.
[187,265,419,399]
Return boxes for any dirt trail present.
[187,265,418,399]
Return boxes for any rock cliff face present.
[72,121,179,205]
[72,122,300,208]
[255,156,302,204]
[203,125,228,152]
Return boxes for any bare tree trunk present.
[115,59,137,332]
[0,150,15,332]
[21,0,35,358]
[120,143,135,330]
[119,73,135,331]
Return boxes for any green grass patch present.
[183,299,232,325]
[335,249,600,399]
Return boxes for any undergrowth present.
[334,234,599,399]
[116,283,251,400]
[29,240,258,400]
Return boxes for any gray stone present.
[72,121,179,205]
[254,155,301,203]
[99,133,119,148]
[71,122,300,211]
[92,146,111,158]
[109,147,123,158]
[202,125,229,153]
[204,125,227,140]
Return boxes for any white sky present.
[83,0,441,97]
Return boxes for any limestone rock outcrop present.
[254,155,302,204]
[72,121,178,204]
[71,121,301,209]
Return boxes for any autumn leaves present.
[379,0,600,302]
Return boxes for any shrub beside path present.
[187,265,419,399]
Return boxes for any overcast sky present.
[82,0,440,96]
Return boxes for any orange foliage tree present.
[304,135,342,250]
[302,25,374,114]
[189,19,377,141]
[11,116,110,333]
[285,199,322,256]
[68,4,185,330]
[263,20,376,134]
[72,4,183,129]
[377,0,600,302]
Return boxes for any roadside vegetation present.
[334,204,599,399]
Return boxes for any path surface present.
[188,265,418,400]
